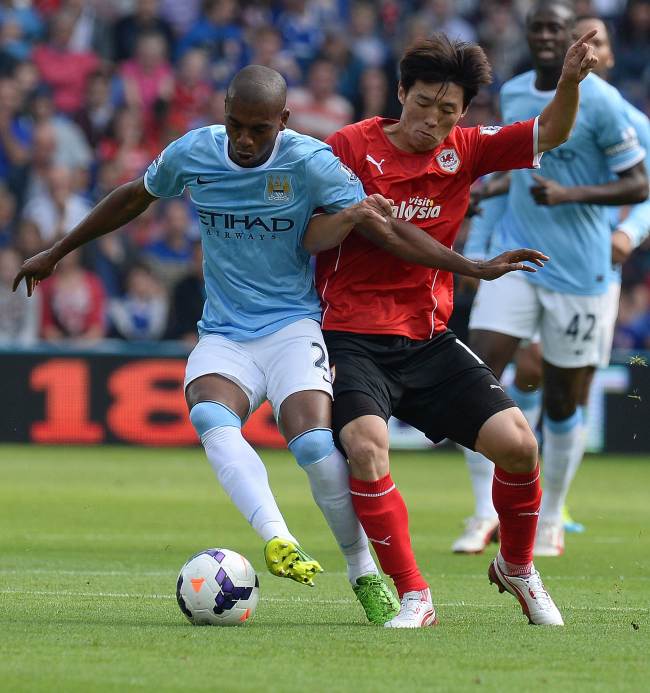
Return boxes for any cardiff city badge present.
[436,148,460,174]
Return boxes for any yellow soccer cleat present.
[264,537,323,587]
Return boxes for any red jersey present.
[316,116,539,339]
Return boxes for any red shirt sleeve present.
[469,117,539,180]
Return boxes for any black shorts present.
[324,329,515,451]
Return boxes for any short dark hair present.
[399,34,492,109]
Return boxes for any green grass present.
[0,446,648,692]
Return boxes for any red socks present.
[492,465,541,570]
[349,473,428,597]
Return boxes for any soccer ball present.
[176,548,260,626]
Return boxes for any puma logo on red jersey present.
[366,154,385,174]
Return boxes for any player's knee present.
[343,435,388,478]
[495,424,538,474]
[189,401,241,441]
[288,428,334,468]
[545,393,577,422]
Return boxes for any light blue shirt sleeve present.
[143,134,190,198]
[594,93,645,174]
[305,147,366,212]
[617,198,650,248]
[464,182,508,260]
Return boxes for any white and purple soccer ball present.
[176,548,259,626]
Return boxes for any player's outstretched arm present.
[536,30,598,152]
[13,177,156,296]
[303,194,393,254]
[356,216,549,279]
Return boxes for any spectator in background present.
[166,47,212,138]
[22,164,91,244]
[416,0,476,43]
[28,85,93,189]
[120,30,174,134]
[142,199,194,289]
[65,0,113,61]
[158,0,202,37]
[74,70,117,149]
[614,282,650,349]
[19,121,55,205]
[166,240,203,346]
[112,0,174,63]
[287,58,353,140]
[108,261,168,341]
[0,246,39,344]
[348,1,389,69]
[353,67,393,121]
[98,107,156,186]
[0,182,16,247]
[318,31,365,103]
[39,248,105,342]
[32,9,100,115]
[0,75,31,194]
[177,0,246,87]
[247,25,302,87]
[276,0,324,71]
[0,0,43,68]
[478,2,527,84]
[614,0,650,104]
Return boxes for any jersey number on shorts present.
[311,342,332,383]
[565,313,596,342]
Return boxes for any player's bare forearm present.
[537,30,598,152]
[51,178,155,261]
[304,194,393,254]
[358,218,548,279]
[13,177,155,295]
[564,162,648,205]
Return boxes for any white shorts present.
[184,318,333,421]
[597,280,621,368]
[468,272,609,369]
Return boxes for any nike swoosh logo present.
[196,176,220,185]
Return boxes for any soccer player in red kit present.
[316,30,598,627]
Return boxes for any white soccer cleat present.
[452,516,499,554]
[534,521,565,557]
[488,557,564,626]
[383,588,437,628]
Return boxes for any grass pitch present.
[0,445,648,692]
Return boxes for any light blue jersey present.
[464,177,508,260]
[144,126,365,340]
[496,72,645,295]
[608,102,650,282]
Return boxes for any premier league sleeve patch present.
[435,148,461,174]
[265,174,294,203]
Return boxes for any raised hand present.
[561,29,599,84]
[12,249,59,297]
[475,248,550,281]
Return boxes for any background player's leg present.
[537,362,593,556]
[456,330,521,553]
[186,374,298,545]
[513,342,544,429]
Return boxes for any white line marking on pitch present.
[0,589,647,613]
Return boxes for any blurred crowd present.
[0,0,649,351]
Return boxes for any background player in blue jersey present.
[456,13,650,555]
[13,64,544,625]
[458,0,648,557]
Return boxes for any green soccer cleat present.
[264,537,323,587]
[353,574,400,624]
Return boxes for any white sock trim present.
[350,484,396,498]
[493,470,540,487]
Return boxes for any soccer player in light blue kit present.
[460,1,648,557]
[14,65,538,624]
[456,13,650,554]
